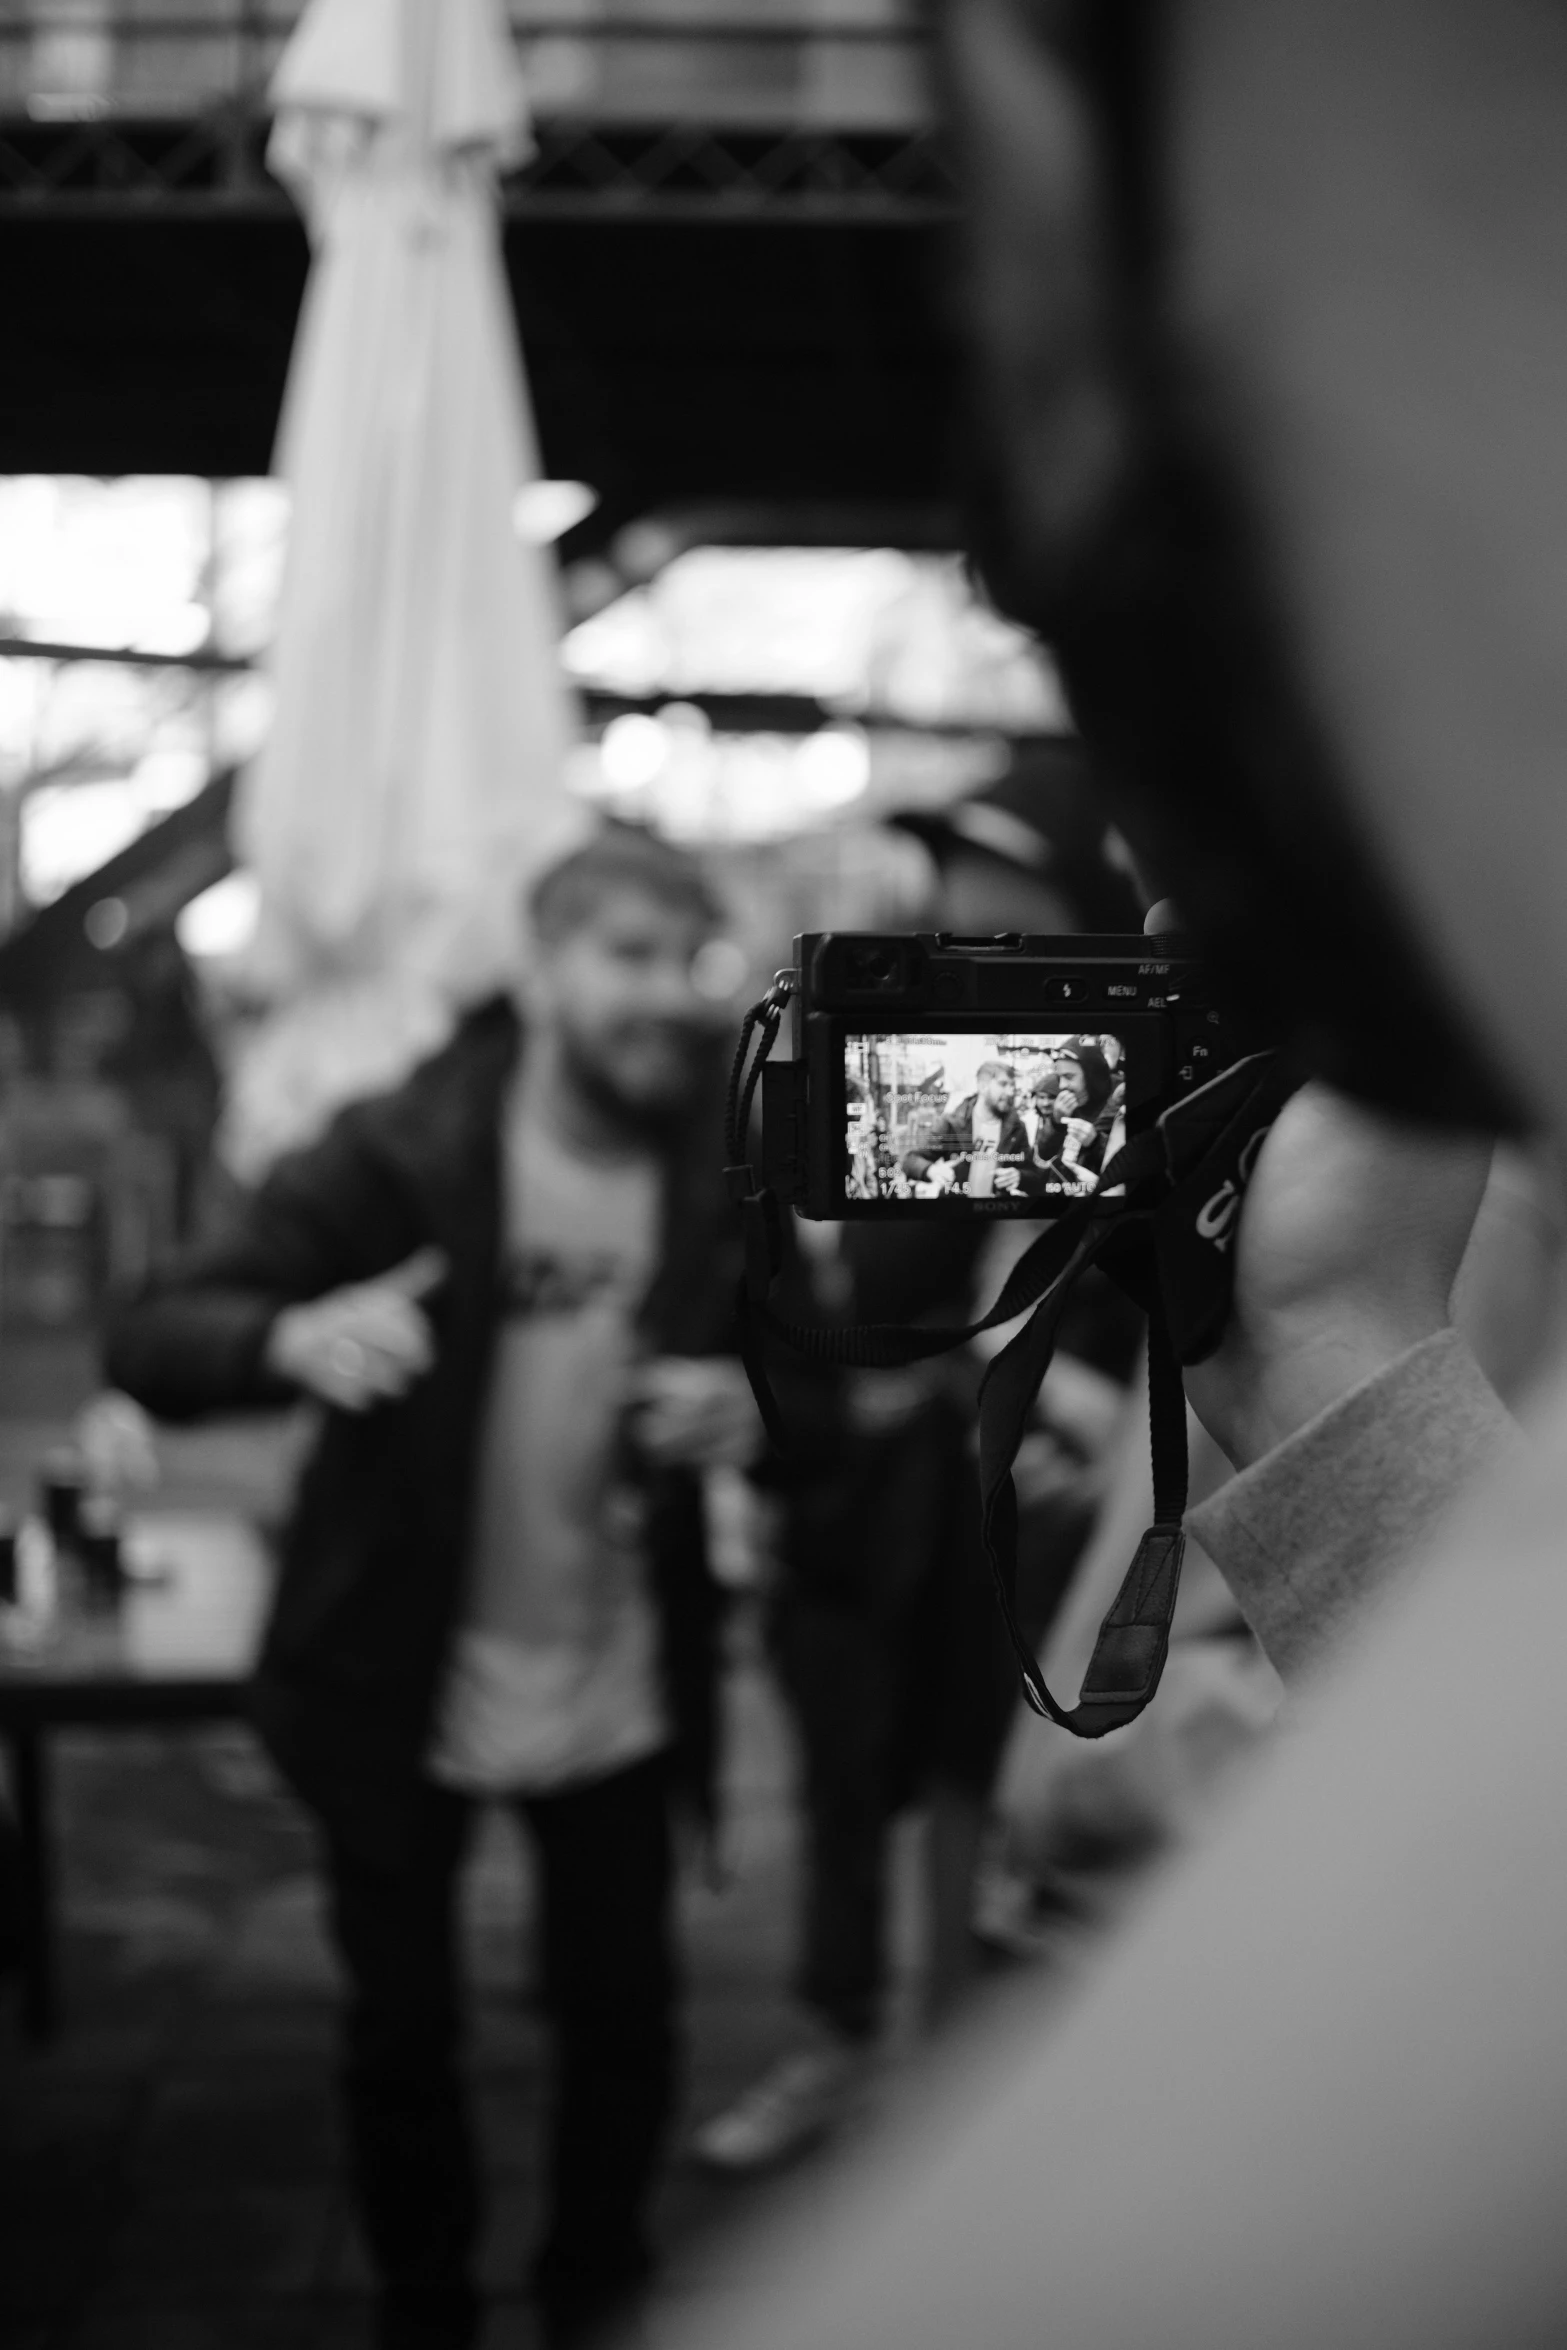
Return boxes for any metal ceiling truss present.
[0,116,959,224]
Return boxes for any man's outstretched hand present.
[264,1248,448,1414]
[630,1356,763,1470]
[1183,1081,1492,1469]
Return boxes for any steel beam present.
[0,115,957,223]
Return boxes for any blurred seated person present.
[902,1059,1030,1197]
[692,764,1144,2175]
[694,1221,1023,2174]
[96,925,223,1238]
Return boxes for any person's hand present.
[76,1390,161,1494]
[928,1157,957,1192]
[631,1356,762,1470]
[1060,1116,1098,1161]
[263,1248,447,1414]
[994,1165,1023,1195]
[1183,1083,1492,1468]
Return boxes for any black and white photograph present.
[2,4,1566,2349]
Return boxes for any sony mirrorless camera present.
[762,931,1255,1219]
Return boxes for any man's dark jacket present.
[901,1093,1030,1182]
[104,999,736,1839]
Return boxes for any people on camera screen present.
[843,1035,1126,1201]
[901,1059,1031,1197]
[1026,1041,1122,1197]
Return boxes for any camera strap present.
[724,984,1302,1736]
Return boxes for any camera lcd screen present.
[844,1031,1129,1206]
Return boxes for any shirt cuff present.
[1186,1328,1518,1683]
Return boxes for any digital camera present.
[762,932,1258,1219]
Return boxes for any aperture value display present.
[844,1031,1127,1205]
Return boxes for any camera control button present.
[1173,1018,1222,1093]
[1042,978,1087,1002]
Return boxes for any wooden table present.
[0,1511,273,2040]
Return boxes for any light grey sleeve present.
[1186,1327,1519,1681]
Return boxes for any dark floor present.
[0,1675,839,2349]
[0,1633,924,2348]
[0,1366,918,2349]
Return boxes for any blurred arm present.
[1188,1326,1519,1679]
[103,1108,423,1422]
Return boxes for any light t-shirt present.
[428,1085,668,1794]
[970,1098,1004,1155]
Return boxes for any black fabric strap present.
[972,1212,1191,1734]
[732,1140,1162,1466]
[723,975,799,1456]
[751,1127,1169,1362]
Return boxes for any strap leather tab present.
[978,1219,1191,1736]
[1074,1526,1186,1723]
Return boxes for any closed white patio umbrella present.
[225,0,580,1178]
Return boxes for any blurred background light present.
[133,748,209,814]
[560,545,1065,732]
[176,869,261,963]
[0,476,215,653]
[512,479,599,546]
[793,725,871,806]
[599,711,671,791]
[82,896,129,952]
[689,935,749,1004]
[578,712,872,844]
[22,779,151,904]
[0,480,1065,930]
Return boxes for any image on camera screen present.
[844,1031,1128,1204]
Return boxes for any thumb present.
[379,1246,449,1301]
